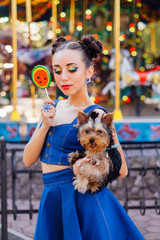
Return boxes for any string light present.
[122,96,131,104]
[60,12,66,21]
[140,67,145,71]
[5,45,12,53]
[85,9,92,20]
[93,34,98,39]
[143,53,148,59]
[137,0,142,7]
[141,95,145,101]
[135,38,141,43]
[102,48,109,55]
[76,22,83,31]
[119,34,126,41]
[0,17,9,23]
[56,25,61,34]
[65,35,71,40]
[106,22,112,31]
[134,13,139,19]
[130,47,137,57]
[129,23,135,32]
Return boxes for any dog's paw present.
[68,151,80,165]
[73,178,88,194]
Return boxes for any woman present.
[23,35,144,240]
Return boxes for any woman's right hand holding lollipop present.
[41,99,56,128]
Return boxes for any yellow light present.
[129,27,135,33]
[137,3,142,7]
[50,82,55,87]
[137,31,142,36]
[106,26,112,31]
[146,59,152,64]
[60,12,66,18]
[90,96,95,102]
[58,96,64,100]
[119,36,124,41]
[77,26,83,31]
[141,95,145,101]
[143,53,148,58]
[127,0,132,2]
[131,51,137,57]
[85,9,92,15]
[103,49,109,55]
[135,38,140,43]
[122,96,128,101]
[55,0,60,4]
[56,28,61,34]
[134,13,139,19]
[140,67,145,72]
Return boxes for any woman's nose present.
[61,69,69,81]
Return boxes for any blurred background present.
[0,0,160,124]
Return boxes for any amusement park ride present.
[102,49,160,111]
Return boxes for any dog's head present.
[77,111,114,153]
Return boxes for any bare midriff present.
[41,161,70,173]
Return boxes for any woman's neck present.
[66,88,94,108]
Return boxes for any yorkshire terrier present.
[68,111,122,194]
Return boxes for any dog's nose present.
[89,138,95,144]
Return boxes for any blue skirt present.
[34,168,145,240]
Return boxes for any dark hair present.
[51,35,103,68]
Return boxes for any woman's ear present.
[86,65,94,79]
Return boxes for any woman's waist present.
[41,161,70,174]
[42,167,74,186]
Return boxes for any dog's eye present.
[85,129,90,134]
[97,130,102,134]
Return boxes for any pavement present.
[0,199,160,240]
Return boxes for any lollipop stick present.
[45,88,49,99]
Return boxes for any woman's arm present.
[112,129,128,178]
[23,99,56,167]
[95,109,128,178]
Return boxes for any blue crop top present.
[40,100,108,166]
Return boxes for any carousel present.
[0,0,159,142]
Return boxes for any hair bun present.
[52,36,68,55]
[80,35,103,60]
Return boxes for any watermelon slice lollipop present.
[32,65,51,98]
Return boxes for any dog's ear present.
[78,111,89,125]
[101,113,114,128]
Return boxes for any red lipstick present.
[61,85,72,90]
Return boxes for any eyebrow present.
[53,63,78,67]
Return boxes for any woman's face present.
[52,49,93,96]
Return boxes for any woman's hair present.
[51,35,103,68]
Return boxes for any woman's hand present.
[73,157,91,176]
[41,99,56,128]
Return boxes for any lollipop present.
[32,65,51,98]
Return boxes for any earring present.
[86,78,91,84]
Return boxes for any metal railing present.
[121,142,160,215]
[0,139,160,240]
